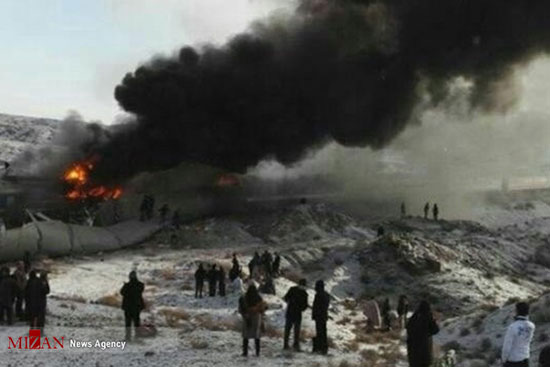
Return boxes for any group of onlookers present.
[400,202,440,221]
[0,256,50,331]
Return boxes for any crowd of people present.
[0,257,50,331]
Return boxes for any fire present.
[63,160,123,200]
[216,173,240,187]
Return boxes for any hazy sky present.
[0,0,294,123]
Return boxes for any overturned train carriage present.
[0,161,244,263]
[0,215,161,262]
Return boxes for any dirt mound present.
[245,203,373,244]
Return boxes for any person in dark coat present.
[23,252,31,273]
[194,264,206,298]
[433,204,439,221]
[381,298,392,331]
[401,202,406,218]
[261,250,273,277]
[208,264,218,297]
[229,253,240,282]
[249,252,260,277]
[13,262,27,320]
[397,295,409,329]
[272,253,281,277]
[0,267,17,325]
[406,301,439,367]
[171,210,181,229]
[283,278,309,351]
[239,284,267,357]
[218,267,226,297]
[25,270,50,330]
[159,204,169,223]
[539,344,550,367]
[312,280,330,355]
[120,271,145,341]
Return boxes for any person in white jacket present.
[501,302,535,367]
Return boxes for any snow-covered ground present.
[1,197,550,366]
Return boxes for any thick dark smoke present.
[89,0,550,181]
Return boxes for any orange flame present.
[63,160,123,201]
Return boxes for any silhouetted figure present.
[539,344,550,367]
[139,195,148,221]
[229,253,240,282]
[23,251,31,273]
[159,204,169,223]
[120,271,145,341]
[272,253,281,277]
[406,301,439,367]
[171,210,181,229]
[433,204,439,221]
[377,226,385,237]
[218,267,226,297]
[423,202,429,219]
[401,202,406,218]
[502,302,535,367]
[194,264,206,298]
[261,250,273,277]
[148,195,155,220]
[0,267,16,325]
[283,279,308,351]
[312,280,330,355]
[248,252,260,277]
[208,265,218,297]
[239,284,267,357]
[397,295,409,329]
[25,270,49,330]
[13,262,26,320]
[381,298,391,331]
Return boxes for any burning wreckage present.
[0,157,242,263]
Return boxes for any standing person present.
[25,270,49,330]
[401,202,406,218]
[37,271,50,329]
[272,253,281,277]
[406,301,439,367]
[423,202,430,219]
[230,253,240,282]
[283,279,309,351]
[120,271,145,341]
[208,264,218,297]
[381,298,392,331]
[171,210,181,230]
[539,344,550,367]
[249,252,260,277]
[261,251,273,277]
[312,280,330,355]
[194,264,206,298]
[13,262,27,320]
[433,204,439,221]
[397,295,409,329]
[502,302,535,367]
[238,284,267,357]
[23,251,31,273]
[233,272,245,295]
[159,204,169,224]
[218,267,226,297]
[0,267,16,325]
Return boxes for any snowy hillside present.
[0,113,60,163]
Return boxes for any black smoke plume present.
[89,0,550,181]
